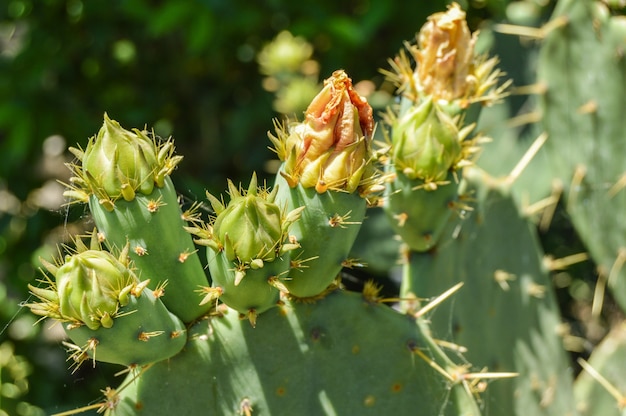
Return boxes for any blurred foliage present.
[0,0,579,413]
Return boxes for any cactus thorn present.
[493,269,516,291]
[362,280,383,303]
[328,211,360,228]
[526,282,546,299]
[592,249,626,318]
[268,276,290,293]
[566,164,587,209]
[152,280,168,298]
[542,253,589,271]
[341,258,367,269]
[608,172,626,198]
[63,339,99,373]
[239,397,253,416]
[433,339,468,354]
[505,132,548,187]
[415,282,464,318]
[289,255,318,271]
[134,245,148,256]
[577,358,626,409]
[181,200,205,223]
[241,309,258,327]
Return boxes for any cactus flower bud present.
[55,249,135,330]
[26,233,187,366]
[416,2,475,102]
[190,173,303,324]
[270,70,376,195]
[65,113,182,210]
[392,97,464,183]
[212,176,285,264]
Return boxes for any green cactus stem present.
[64,286,186,367]
[188,173,303,325]
[64,114,212,323]
[385,171,461,252]
[26,234,186,367]
[88,177,211,323]
[400,167,577,415]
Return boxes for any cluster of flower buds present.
[382,2,508,252]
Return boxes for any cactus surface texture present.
[538,0,626,312]
[115,290,481,415]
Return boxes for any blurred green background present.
[0,0,563,414]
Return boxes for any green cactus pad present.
[206,247,283,319]
[401,167,576,415]
[89,176,211,323]
[538,0,626,312]
[65,286,186,367]
[384,170,460,252]
[114,289,481,415]
[274,173,367,298]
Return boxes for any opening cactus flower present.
[27,233,141,331]
[415,2,475,102]
[384,2,509,111]
[269,69,377,195]
[65,113,182,210]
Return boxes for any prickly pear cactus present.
[378,3,577,415]
[269,69,379,298]
[187,173,304,326]
[538,0,626,312]
[26,101,486,416]
[27,233,186,367]
[22,4,561,415]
